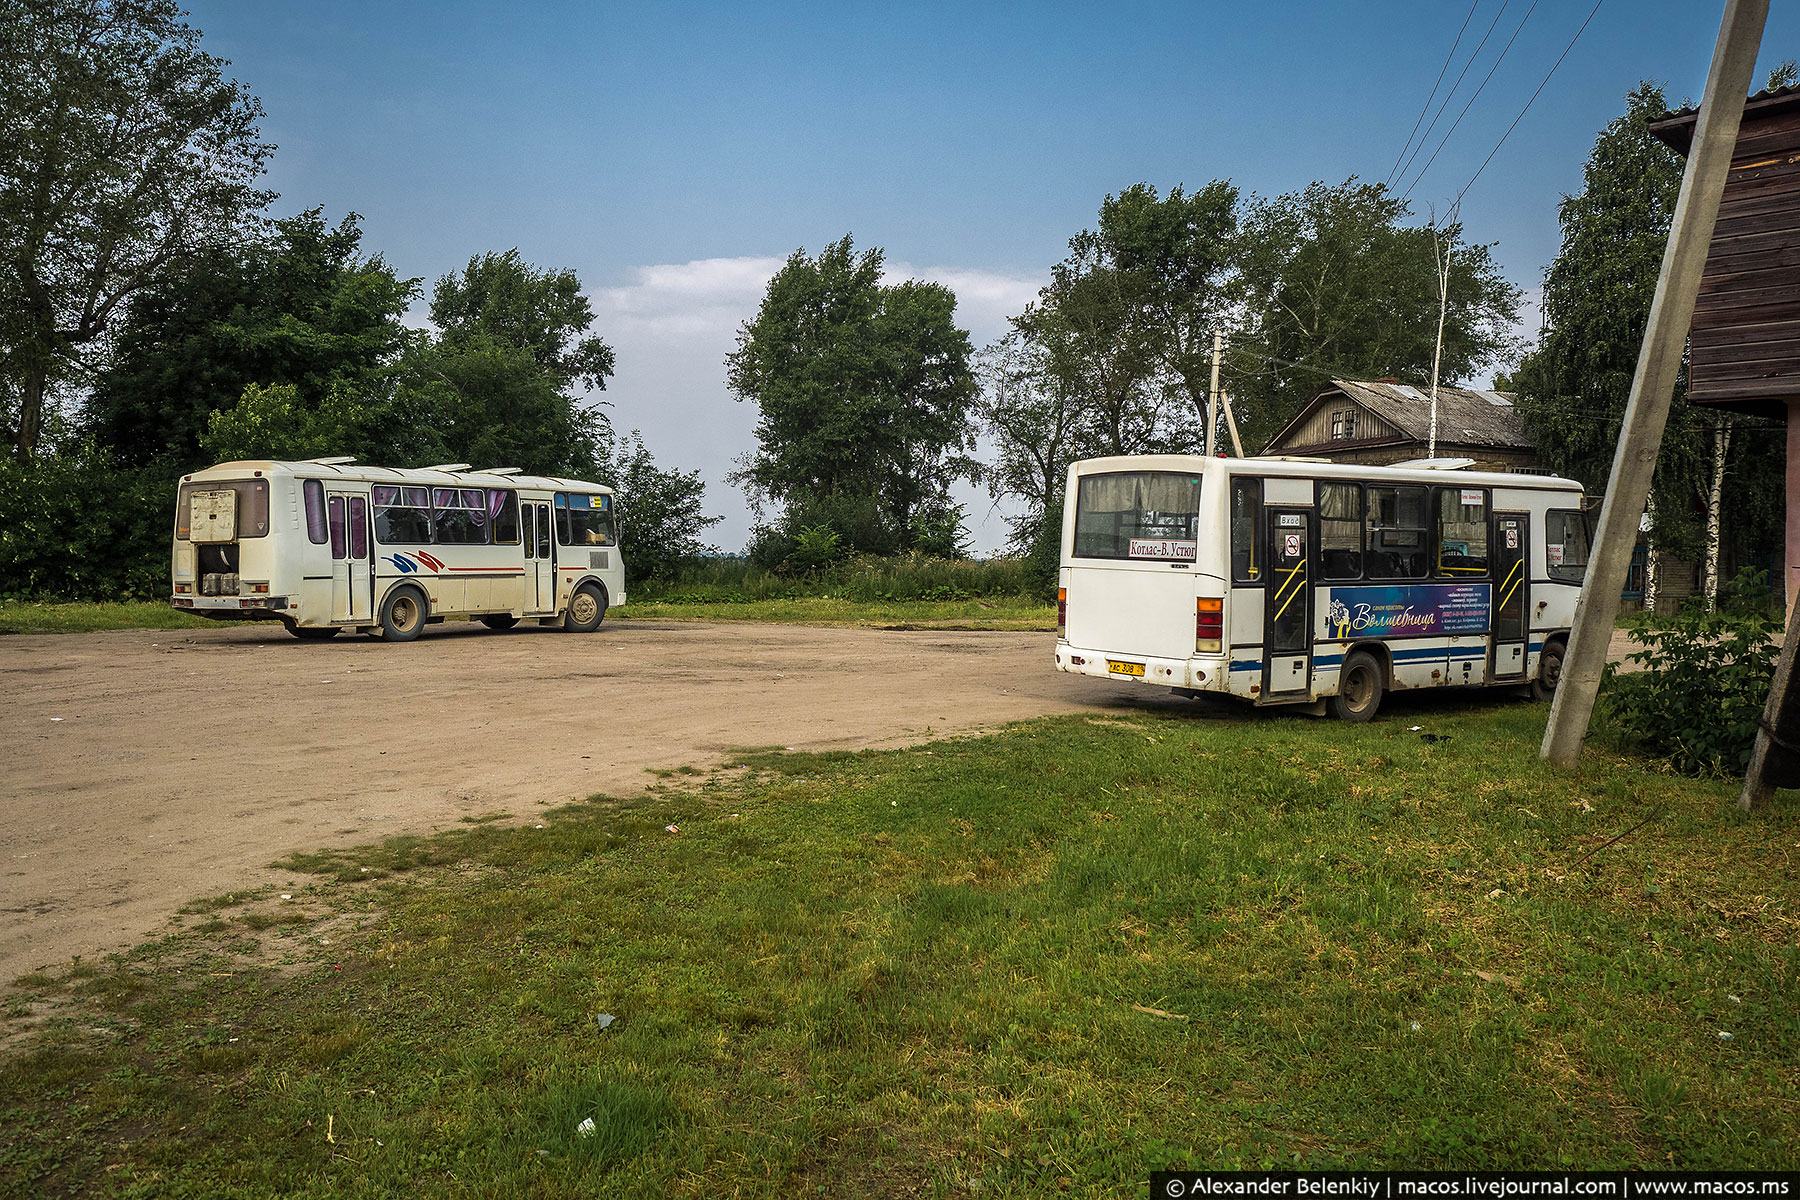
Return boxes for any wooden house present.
[1260,379,1539,472]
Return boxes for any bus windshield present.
[1073,471,1202,561]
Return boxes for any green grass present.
[4,699,1797,1196]
[616,594,1053,629]
[0,600,213,635]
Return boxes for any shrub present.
[0,445,174,601]
[1600,570,1780,776]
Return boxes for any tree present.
[1,0,275,460]
[592,430,722,581]
[428,249,615,394]
[727,234,979,552]
[1512,82,1784,604]
[86,208,416,467]
[1087,181,1239,433]
[1229,178,1520,447]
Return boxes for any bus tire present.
[378,586,428,642]
[563,582,606,633]
[1531,641,1564,703]
[479,614,519,631]
[288,624,340,640]
[1331,651,1384,723]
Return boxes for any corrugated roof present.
[1324,380,1528,448]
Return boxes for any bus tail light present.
[1196,598,1223,654]
[1057,587,1067,639]
[173,582,191,594]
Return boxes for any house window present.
[1331,410,1358,440]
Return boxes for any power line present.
[1455,0,1606,206]
[1385,0,1484,190]
[1390,0,1512,197]
[1399,0,1543,204]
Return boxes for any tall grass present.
[631,554,1039,605]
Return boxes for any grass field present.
[0,600,214,635]
[4,695,1795,1196]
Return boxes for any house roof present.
[1263,379,1531,453]
[1647,82,1800,154]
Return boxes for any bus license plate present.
[1107,659,1145,677]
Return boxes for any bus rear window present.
[175,479,270,540]
[1072,472,1201,561]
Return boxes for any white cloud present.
[590,256,1046,555]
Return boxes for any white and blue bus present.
[170,458,626,641]
[1054,455,1591,721]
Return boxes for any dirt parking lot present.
[1,619,1649,984]
[1,619,1150,982]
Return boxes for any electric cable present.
[1400,0,1543,204]
[1390,0,1512,197]
[1386,0,1485,190]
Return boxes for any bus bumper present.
[1054,644,1225,691]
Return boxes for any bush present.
[629,553,1040,605]
[0,445,175,601]
[1600,570,1781,777]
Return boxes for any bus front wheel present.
[1332,652,1384,723]
[563,583,607,633]
[1531,642,1564,702]
[379,587,428,642]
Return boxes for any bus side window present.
[1437,488,1488,575]
[554,494,571,545]
[1231,478,1263,583]
[1366,485,1429,580]
[303,480,328,544]
[491,490,520,544]
[1545,509,1590,582]
[1318,483,1363,580]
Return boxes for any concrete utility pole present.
[1206,332,1224,457]
[1221,390,1245,458]
[1542,0,1768,768]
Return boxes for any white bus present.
[1054,455,1592,721]
[169,458,627,641]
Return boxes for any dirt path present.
[0,620,1652,983]
[0,620,1147,982]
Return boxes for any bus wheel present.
[563,583,606,633]
[1331,652,1384,722]
[1531,642,1564,702]
[479,614,519,631]
[288,624,340,640]
[379,586,427,642]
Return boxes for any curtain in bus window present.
[1072,471,1201,560]
[348,498,368,559]
[303,480,328,544]
[372,485,431,544]
[432,487,491,545]
[1365,485,1429,580]
[1231,478,1263,583]
[327,495,346,559]
[1437,489,1488,575]
[1546,509,1591,582]
[1318,483,1362,580]
[489,490,520,543]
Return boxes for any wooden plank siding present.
[1651,91,1800,417]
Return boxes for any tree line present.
[1,1,1784,603]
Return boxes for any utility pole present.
[1542,0,1767,768]
[1221,390,1245,458]
[1206,332,1224,457]
[1428,227,1452,459]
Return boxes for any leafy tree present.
[1512,83,1783,580]
[1229,178,1519,446]
[428,249,615,393]
[591,429,722,581]
[87,208,416,467]
[727,234,979,552]
[198,382,376,464]
[1,0,275,461]
[1087,181,1239,432]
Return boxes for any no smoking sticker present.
[1284,533,1301,557]
[1505,529,1518,549]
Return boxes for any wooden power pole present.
[1542,0,1768,768]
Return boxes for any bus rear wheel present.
[1531,642,1564,702]
[379,587,427,642]
[480,614,519,631]
[563,583,606,633]
[1331,651,1384,723]
[288,624,340,640]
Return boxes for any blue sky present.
[183,0,1800,552]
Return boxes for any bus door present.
[1264,508,1312,698]
[326,490,372,623]
[1491,512,1529,678]
[523,500,555,613]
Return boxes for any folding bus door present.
[523,501,555,614]
[327,490,372,623]
[1491,512,1528,679]
[1264,508,1312,699]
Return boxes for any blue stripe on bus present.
[1235,639,1548,674]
